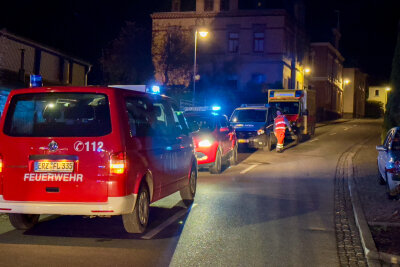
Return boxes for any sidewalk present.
[316,118,353,128]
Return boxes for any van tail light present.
[0,155,3,173]
[110,152,126,174]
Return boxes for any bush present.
[365,100,383,118]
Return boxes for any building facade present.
[0,29,91,112]
[368,86,390,112]
[342,68,366,118]
[309,42,344,121]
[151,0,309,105]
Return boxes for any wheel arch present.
[134,170,154,202]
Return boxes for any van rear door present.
[1,92,116,203]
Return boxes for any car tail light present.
[198,140,212,148]
[110,152,126,174]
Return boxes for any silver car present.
[377,127,400,199]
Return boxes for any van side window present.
[125,97,153,137]
[170,104,189,135]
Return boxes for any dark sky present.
[1,0,399,85]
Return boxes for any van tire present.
[263,135,272,152]
[9,214,40,230]
[210,149,222,174]
[180,166,197,207]
[122,184,150,234]
[230,144,238,165]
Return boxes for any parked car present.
[230,104,276,151]
[0,86,197,233]
[185,111,237,174]
[377,127,400,199]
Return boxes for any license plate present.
[238,139,249,143]
[34,161,74,173]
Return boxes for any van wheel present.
[263,135,272,152]
[230,144,238,165]
[210,149,222,174]
[180,166,197,207]
[123,184,150,234]
[9,214,40,230]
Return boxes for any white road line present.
[329,133,337,136]
[240,164,259,174]
[141,208,189,240]
[309,138,319,142]
[344,128,349,131]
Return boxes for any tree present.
[152,27,193,87]
[384,21,400,138]
[100,21,153,85]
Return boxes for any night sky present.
[1,0,399,85]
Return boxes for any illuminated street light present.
[304,67,311,74]
[193,28,209,104]
[386,87,391,91]
[344,79,350,85]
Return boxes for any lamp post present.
[193,29,208,105]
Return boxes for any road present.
[0,119,381,267]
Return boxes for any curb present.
[348,148,400,266]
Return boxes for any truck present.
[267,89,316,142]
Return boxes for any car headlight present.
[198,140,212,147]
[257,129,265,135]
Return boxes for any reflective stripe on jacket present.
[274,115,290,131]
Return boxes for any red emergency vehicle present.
[0,86,197,233]
[268,89,316,142]
[184,109,237,174]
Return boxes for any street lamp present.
[193,29,208,105]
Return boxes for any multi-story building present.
[342,68,367,118]
[151,0,309,105]
[0,29,91,112]
[309,42,344,121]
[368,86,391,112]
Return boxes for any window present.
[204,0,214,11]
[4,93,111,137]
[375,90,379,96]
[230,109,267,123]
[228,32,239,53]
[253,32,264,52]
[220,0,229,11]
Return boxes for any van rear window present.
[4,93,111,137]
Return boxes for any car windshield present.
[185,115,216,132]
[230,109,267,123]
[269,102,299,114]
[4,93,111,137]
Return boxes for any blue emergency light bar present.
[212,106,221,111]
[30,75,43,88]
[184,105,222,112]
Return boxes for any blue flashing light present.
[150,85,161,94]
[212,106,221,111]
[30,75,43,88]
[269,91,274,98]
[295,90,303,98]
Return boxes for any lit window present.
[228,32,239,53]
[253,32,264,52]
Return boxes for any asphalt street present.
[0,119,381,267]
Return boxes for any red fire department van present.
[0,86,197,233]
[268,89,316,142]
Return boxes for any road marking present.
[141,208,189,240]
[309,138,319,142]
[240,164,259,174]
[329,133,337,136]
[344,127,349,131]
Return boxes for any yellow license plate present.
[238,139,249,143]
[34,161,74,173]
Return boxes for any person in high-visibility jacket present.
[274,109,292,152]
